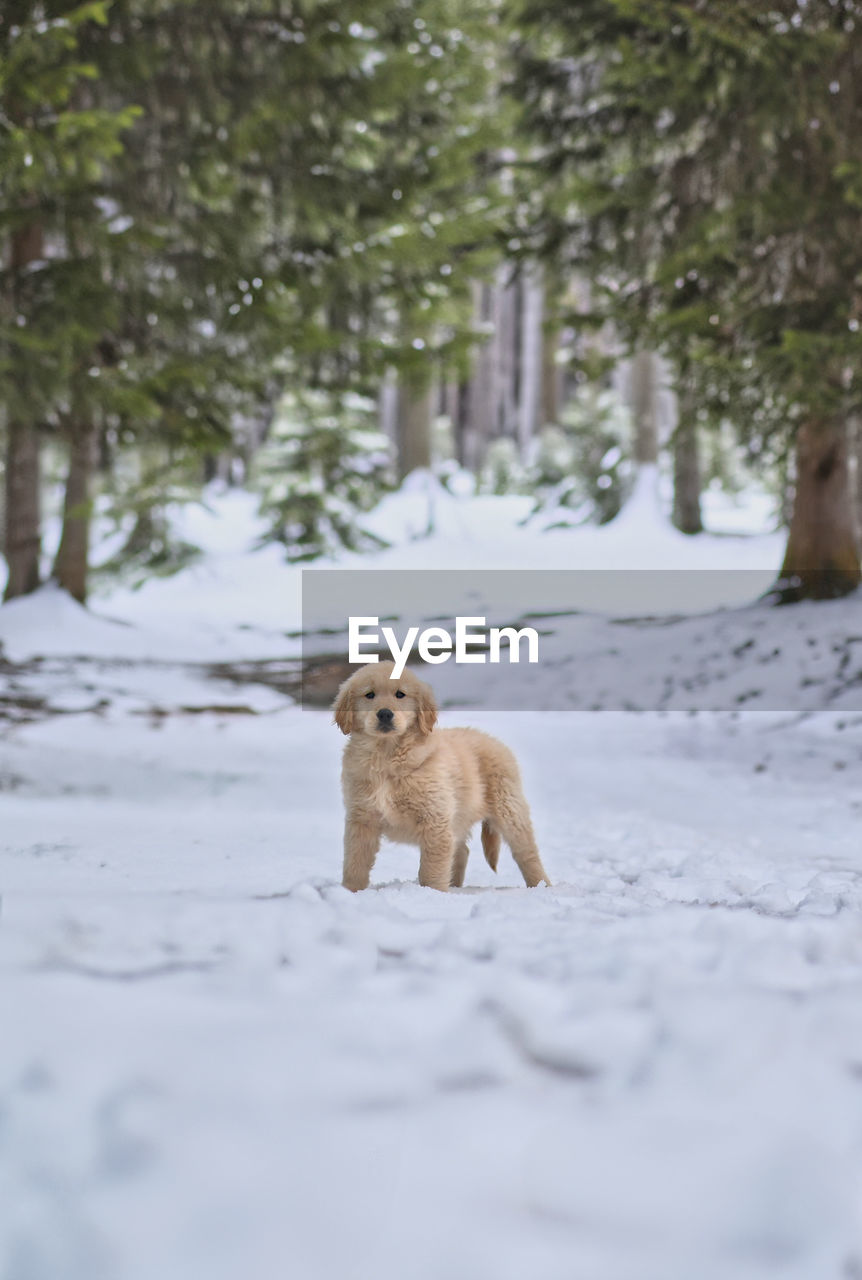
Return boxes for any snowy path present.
[3,697,862,1280]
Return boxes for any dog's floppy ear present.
[414,678,438,736]
[332,677,356,736]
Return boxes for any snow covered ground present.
[0,467,788,666]
[2,480,862,1279]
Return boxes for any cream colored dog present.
[333,661,550,892]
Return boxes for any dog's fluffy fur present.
[333,661,550,892]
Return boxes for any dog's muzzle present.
[376,707,395,732]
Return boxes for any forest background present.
[3,0,862,609]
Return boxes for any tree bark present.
[3,223,44,602]
[517,265,544,460]
[672,395,703,534]
[3,420,42,601]
[440,379,459,460]
[773,418,861,602]
[541,320,563,428]
[396,377,433,479]
[456,281,496,471]
[53,423,98,604]
[494,265,518,440]
[453,378,475,471]
[629,348,659,465]
[377,368,399,453]
[850,413,862,549]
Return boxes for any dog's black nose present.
[377,707,394,724]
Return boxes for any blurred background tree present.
[1,0,509,601]
[2,0,860,603]
[512,0,862,599]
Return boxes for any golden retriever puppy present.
[333,661,550,892]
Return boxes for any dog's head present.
[332,661,438,739]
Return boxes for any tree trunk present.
[494,265,518,440]
[517,265,544,461]
[629,348,659,465]
[53,423,97,604]
[3,420,42,601]
[453,379,473,471]
[440,379,459,460]
[850,413,862,549]
[3,222,45,602]
[672,397,703,534]
[456,281,496,471]
[396,377,433,479]
[378,368,399,454]
[541,321,563,428]
[774,418,861,602]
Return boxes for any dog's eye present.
[395,690,406,699]
[364,691,375,700]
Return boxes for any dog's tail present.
[481,820,500,873]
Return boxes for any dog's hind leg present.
[450,841,470,888]
[503,815,549,887]
[494,790,550,888]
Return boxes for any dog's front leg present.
[343,814,382,892]
[418,823,455,892]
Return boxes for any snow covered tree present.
[530,384,631,524]
[255,392,392,561]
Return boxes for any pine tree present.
[1,1,137,600]
[255,391,392,561]
[2,0,515,599]
[513,0,862,598]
